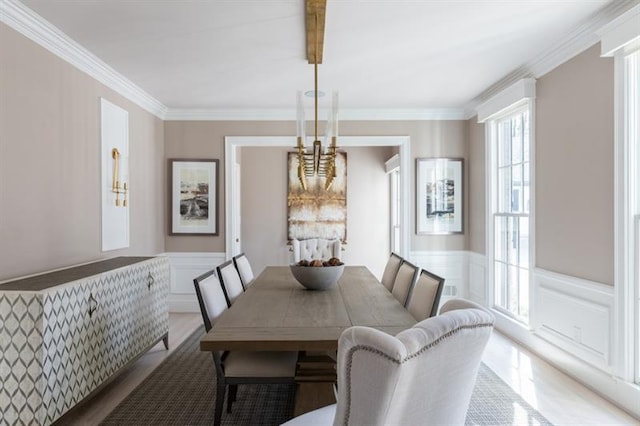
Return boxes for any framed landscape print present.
[416,158,463,235]
[169,159,218,235]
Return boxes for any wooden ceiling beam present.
[305,0,326,64]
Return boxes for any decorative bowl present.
[289,264,345,290]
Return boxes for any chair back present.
[390,260,419,306]
[333,299,494,426]
[292,238,341,263]
[217,260,245,305]
[380,252,403,291]
[193,269,230,332]
[233,253,255,288]
[406,269,445,321]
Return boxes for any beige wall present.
[163,121,295,253]
[397,120,469,251]
[536,44,614,285]
[240,146,393,278]
[468,117,485,254]
[0,23,165,282]
[165,120,469,255]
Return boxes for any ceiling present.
[14,0,631,116]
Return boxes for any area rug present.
[101,327,552,425]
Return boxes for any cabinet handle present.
[147,272,155,291]
[88,292,99,318]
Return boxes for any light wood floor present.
[60,312,639,425]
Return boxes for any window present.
[492,107,531,322]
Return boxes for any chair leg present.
[227,384,238,413]
[214,381,226,426]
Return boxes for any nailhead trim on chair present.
[341,322,494,425]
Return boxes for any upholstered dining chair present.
[292,238,341,263]
[380,252,403,291]
[193,269,297,426]
[405,268,446,321]
[281,299,495,426]
[217,260,245,305]
[232,252,255,288]
[390,260,419,307]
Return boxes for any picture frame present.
[169,159,219,235]
[416,158,463,235]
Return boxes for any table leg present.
[293,352,337,416]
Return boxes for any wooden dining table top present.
[199,265,417,352]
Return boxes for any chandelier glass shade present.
[296,90,338,191]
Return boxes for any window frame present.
[485,99,536,326]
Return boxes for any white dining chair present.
[193,269,297,426]
[391,260,419,307]
[405,268,446,321]
[281,299,495,426]
[232,252,255,288]
[292,238,341,263]
[380,252,403,291]
[217,260,245,305]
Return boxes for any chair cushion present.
[235,255,254,287]
[197,274,228,324]
[224,351,297,378]
[280,404,336,426]
[219,263,244,304]
[380,254,402,291]
[391,262,417,306]
[406,273,440,321]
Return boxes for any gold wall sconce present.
[111,148,128,207]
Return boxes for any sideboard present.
[0,256,170,425]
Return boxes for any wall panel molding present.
[532,268,614,372]
[468,252,487,305]
[409,251,469,305]
[164,252,226,312]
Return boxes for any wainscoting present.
[164,252,226,312]
[408,251,468,306]
[532,269,614,373]
[466,253,639,419]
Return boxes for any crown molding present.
[465,0,640,114]
[164,107,468,121]
[0,0,167,118]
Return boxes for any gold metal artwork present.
[111,148,128,207]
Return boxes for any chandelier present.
[296,0,338,191]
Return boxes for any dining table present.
[199,265,417,415]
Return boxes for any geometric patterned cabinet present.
[0,256,169,426]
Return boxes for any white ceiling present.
[13,0,632,115]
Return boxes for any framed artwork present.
[169,159,219,235]
[287,151,347,243]
[416,158,463,235]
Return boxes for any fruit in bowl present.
[290,258,345,290]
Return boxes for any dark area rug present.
[101,327,552,425]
